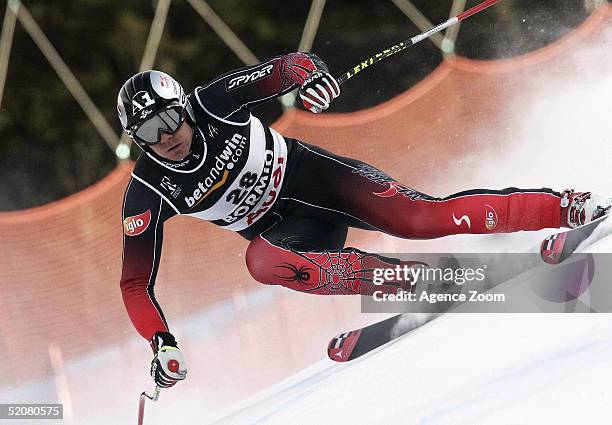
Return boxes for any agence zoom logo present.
[226,64,274,91]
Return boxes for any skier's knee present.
[245,237,276,285]
[377,215,425,239]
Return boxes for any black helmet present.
[117,70,187,146]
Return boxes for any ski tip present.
[540,231,568,265]
[327,330,362,362]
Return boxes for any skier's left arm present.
[195,52,340,120]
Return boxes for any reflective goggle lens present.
[131,105,184,145]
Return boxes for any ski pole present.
[336,0,503,85]
[137,385,161,425]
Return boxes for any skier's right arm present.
[121,178,188,387]
[120,177,175,343]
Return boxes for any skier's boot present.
[560,190,611,228]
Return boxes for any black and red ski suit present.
[120,53,564,340]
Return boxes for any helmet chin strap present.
[185,100,196,124]
[183,108,197,157]
[187,130,195,156]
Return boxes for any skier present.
[116,52,611,388]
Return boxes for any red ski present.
[327,314,437,362]
[541,213,611,265]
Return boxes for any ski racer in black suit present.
[116,52,611,388]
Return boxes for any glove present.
[299,70,340,113]
[150,331,187,388]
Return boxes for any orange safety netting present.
[1,5,610,387]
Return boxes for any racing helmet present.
[117,70,188,146]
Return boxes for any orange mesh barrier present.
[1,5,610,388]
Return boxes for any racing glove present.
[283,52,341,113]
[150,331,187,388]
[299,70,341,113]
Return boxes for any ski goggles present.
[129,102,186,146]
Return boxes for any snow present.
[213,314,612,425]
